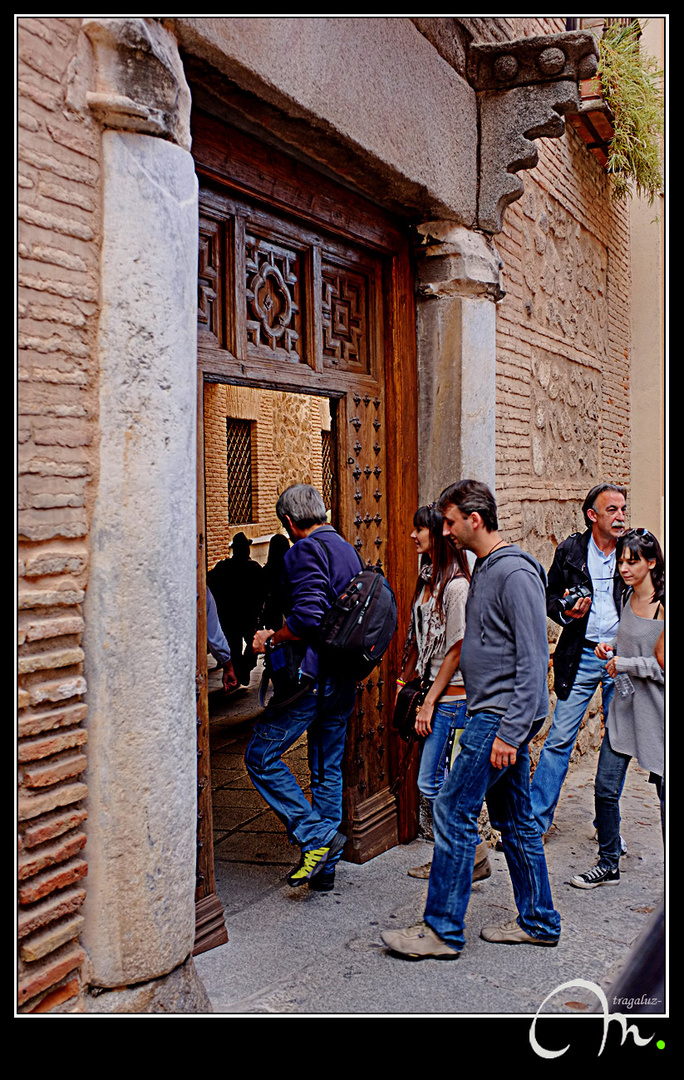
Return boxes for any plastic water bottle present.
[615,673,635,697]
[606,650,635,697]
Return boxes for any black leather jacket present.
[547,529,626,700]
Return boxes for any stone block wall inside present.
[204,384,331,568]
[17,17,101,1012]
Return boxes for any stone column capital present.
[415,222,505,301]
[82,17,191,151]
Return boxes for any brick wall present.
[492,17,632,568]
[17,17,100,1012]
[467,16,632,761]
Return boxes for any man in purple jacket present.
[246,484,360,891]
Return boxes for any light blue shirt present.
[585,535,619,643]
[207,588,231,666]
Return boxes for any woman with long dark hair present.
[571,528,665,888]
[395,504,490,881]
[260,532,290,632]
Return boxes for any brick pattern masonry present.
[17,17,100,1013]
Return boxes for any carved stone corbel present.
[82,17,191,151]
[414,222,505,302]
[468,30,599,233]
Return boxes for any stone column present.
[414,222,504,501]
[79,18,205,1003]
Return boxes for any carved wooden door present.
[192,113,419,950]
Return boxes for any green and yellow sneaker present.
[287,831,346,887]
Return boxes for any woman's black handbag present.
[391,676,430,742]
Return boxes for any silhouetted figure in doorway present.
[261,532,290,632]
[208,532,265,686]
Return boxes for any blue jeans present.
[424,711,561,950]
[417,698,468,802]
[594,725,631,870]
[531,646,615,835]
[245,675,356,864]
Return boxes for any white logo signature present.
[530,979,656,1059]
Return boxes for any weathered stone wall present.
[172,15,479,224]
[17,16,101,1013]
[269,393,328,521]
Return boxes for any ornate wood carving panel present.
[198,189,384,384]
[335,386,399,860]
[321,261,370,374]
[198,216,223,346]
[245,230,304,363]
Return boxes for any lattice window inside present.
[321,429,333,510]
[226,418,254,524]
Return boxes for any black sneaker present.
[308,871,335,892]
[287,831,346,887]
[570,863,620,889]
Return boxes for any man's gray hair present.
[276,484,327,530]
[582,482,627,528]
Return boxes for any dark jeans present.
[424,710,561,950]
[594,726,632,870]
[245,675,356,860]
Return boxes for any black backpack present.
[311,533,398,680]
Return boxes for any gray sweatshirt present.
[609,599,664,775]
[460,545,549,748]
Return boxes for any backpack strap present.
[309,528,366,575]
[304,529,360,786]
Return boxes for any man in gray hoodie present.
[382,480,560,959]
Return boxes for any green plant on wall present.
[597,20,664,203]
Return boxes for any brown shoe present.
[407,861,432,879]
[381,922,460,960]
[480,918,558,947]
[473,841,491,882]
[409,842,492,882]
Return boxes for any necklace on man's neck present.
[484,538,507,558]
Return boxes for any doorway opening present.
[203,382,339,911]
[191,111,420,954]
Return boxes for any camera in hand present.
[557,584,592,614]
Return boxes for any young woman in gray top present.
[395,505,491,882]
[571,528,665,889]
